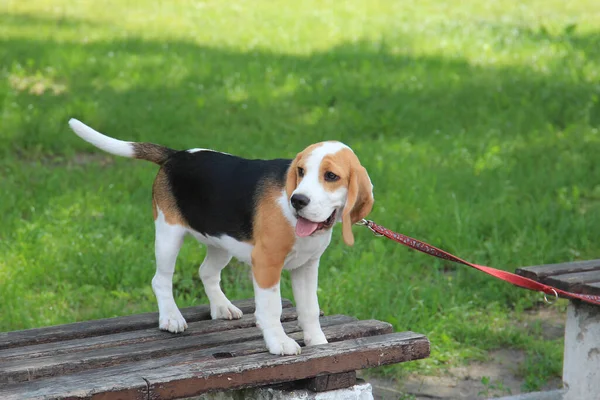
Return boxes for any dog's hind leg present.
[199,246,243,320]
[153,210,187,333]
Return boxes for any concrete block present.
[563,301,600,400]
[187,382,374,400]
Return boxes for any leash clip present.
[543,288,558,305]
[356,219,384,237]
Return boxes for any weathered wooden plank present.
[146,332,429,399]
[0,299,293,350]
[516,260,600,280]
[304,371,357,392]
[0,315,356,384]
[209,319,392,359]
[0,306,303,363]
[0,373,149,400]
[545,270,600,295]
[0,319,395,399]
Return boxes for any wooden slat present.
[516,260,600,280]
[0,298,293,350]
[145,331,430,400]
[2,374,148,400]
[545,270,600,295]
[0,315,357,384]
[0,320,396,399]
[516,260,600,296]
[0,306,303,363]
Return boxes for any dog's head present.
[285,142,374,246]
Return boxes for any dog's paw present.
[210,302,243,320]
[159,310,188,333]
[304,330,328,346]
[266,335,302,356]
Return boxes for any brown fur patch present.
[152,198,158,220]
[252,182,295,289]
[133,142,174,165]
[321,149,374,246]
[152,169,187,226]
[285,143,324,199]
[318,149,355,193]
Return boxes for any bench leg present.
[563,300,600,400]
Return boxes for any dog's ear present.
[286,152,301,199]
[342,165,374,246]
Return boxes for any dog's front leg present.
[291,259,328,346]
[252,245,301,356]
[252,279,301,355]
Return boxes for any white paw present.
[159,310,188,333]
[210,302,243,320]
[266,335,302,356]
[304,330,328,346]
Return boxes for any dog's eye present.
[324,171,339,182]
[298,167,304,177]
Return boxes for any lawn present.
[1,0,599,392]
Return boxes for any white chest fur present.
[283,232,331,270]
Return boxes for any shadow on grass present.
[1,13,599,156]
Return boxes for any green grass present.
[1,0,599,391]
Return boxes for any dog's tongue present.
[296,217,319,237]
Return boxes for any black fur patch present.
[163,150,291,241]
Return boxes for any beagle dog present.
[68,119,374,355]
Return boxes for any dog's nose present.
[291,194,310,210]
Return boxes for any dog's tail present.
[68,119,176,165]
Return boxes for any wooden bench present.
[516,259,600,400]
[0,299,430,400]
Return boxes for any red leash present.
[358,219,600,307]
